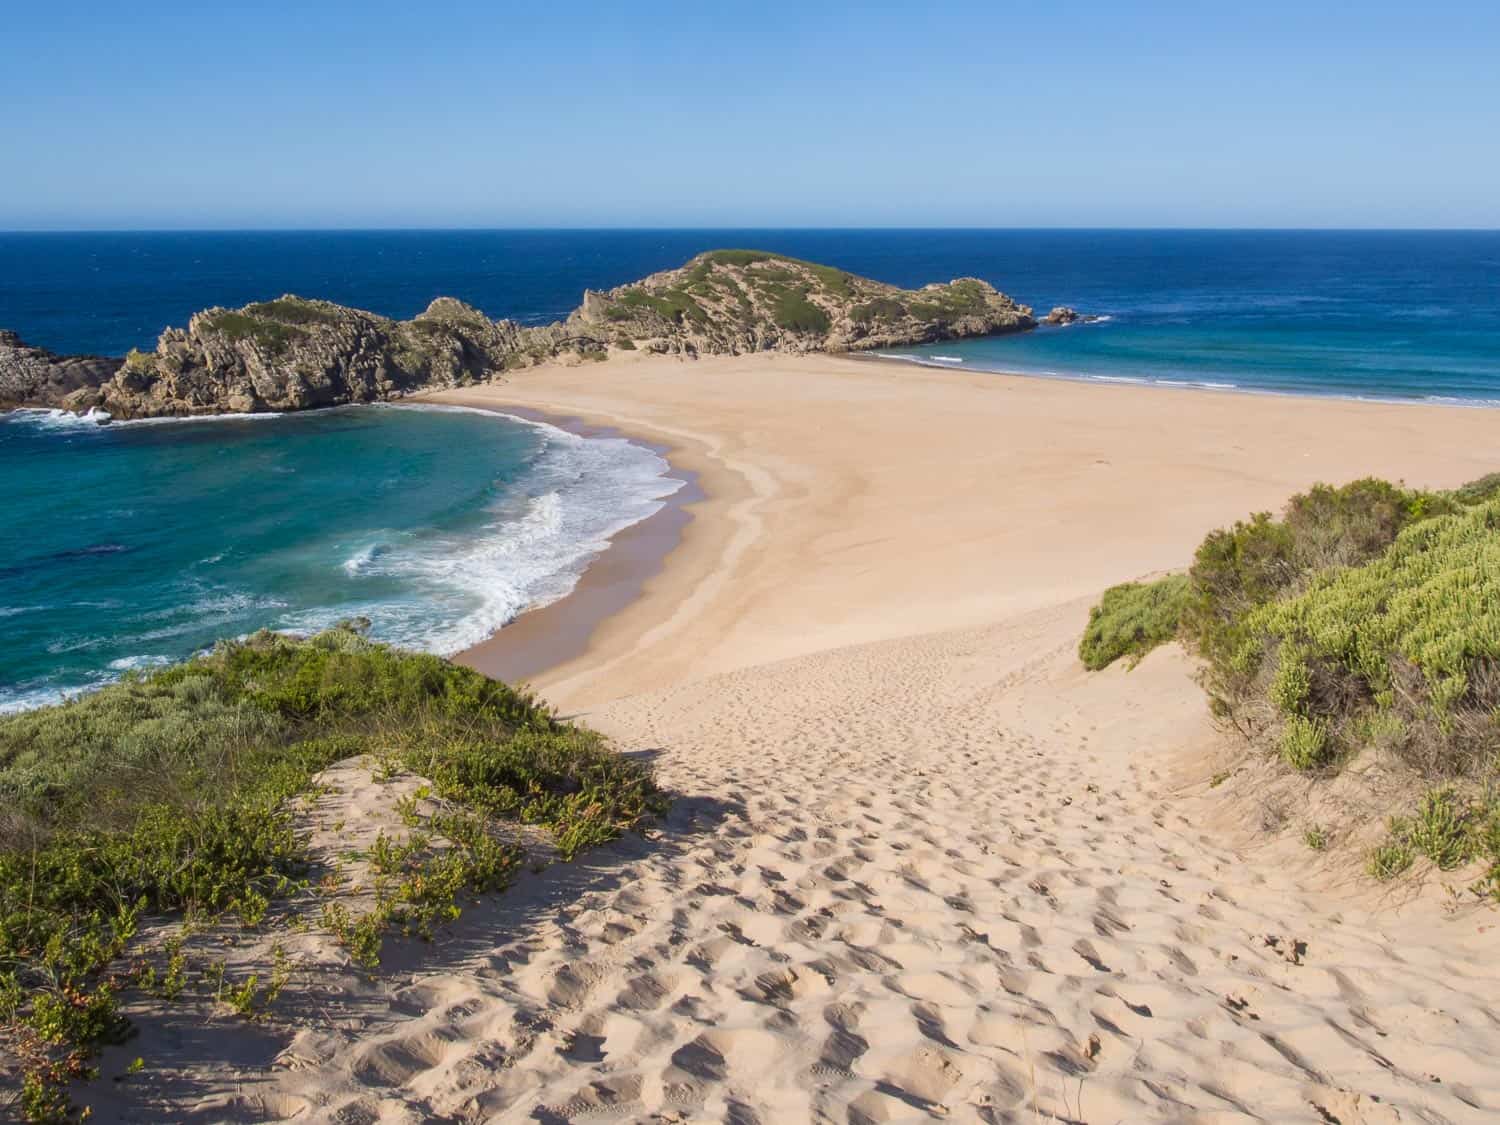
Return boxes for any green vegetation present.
[1080,473,1500,899]
[1369,786,1500,879]
[908,279,995,325]
[120,348,156,375]
[1077,575,1191,670]
[770,289,831,333]
[850,297,907,325]
[610,286,708,326]
[0,625,663,1120]
[700,249,791,267]
[201,311,309,355]
[242,297,343,326]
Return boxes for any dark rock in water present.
[1043,306,1102,327]
[4,251,1047,420]
[0,330,122,412]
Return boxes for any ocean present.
[3,228,1498,709]
[0,404,678,711]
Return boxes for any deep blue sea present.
[2,229,1498,709]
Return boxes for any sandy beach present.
[100,355,1500,1122]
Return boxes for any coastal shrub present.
[243,297,342,326]
[1184,478,1445,714]
[0,626,664,1119]
[1246,499,1500,773]
[1078,471,1500,895]
[613,287,708,325]
[702,249,787,267]
[1369,786,1500,883]
[202,311,308,355]
[1454,471,1500,506]
[850,297,907,325]
[121,347,156,375]
[771,290,831,334]
[1078,575,1191,670]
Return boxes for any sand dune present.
[91,356,1500,1121]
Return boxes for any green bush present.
[1078,575,1190,670]
[201,312,308,355]
[1280,714,1331,770]
[242,297,342,326]
[1453,472,1500,506]
[0,626,664,1117]
[850,297,907,325]
[771,290,831,334]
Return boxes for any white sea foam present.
[341,541,387,576]
[5,407,112,431]
[114,413,285,427]
[107,654,172,672]
[338,408,684,655]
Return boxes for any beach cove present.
[91,352,1497,1121]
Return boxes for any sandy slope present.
[91,356,1500,1122]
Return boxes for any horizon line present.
[3,225,1500,236]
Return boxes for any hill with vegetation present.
[0,251,1037,420]
[0,624,663,1120]
[1079,472,1500,898]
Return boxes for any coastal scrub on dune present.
[1080,474,1500,897]
[0,623,664,1122]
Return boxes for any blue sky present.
[5,1,1497,229]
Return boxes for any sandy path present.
[236,603,1496,1123]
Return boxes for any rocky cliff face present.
[0,331,122,412]
[4,251,1042,419]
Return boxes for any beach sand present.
[97,355,1500,1122]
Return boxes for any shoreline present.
[856,349,1500,410]
[447,405,705,688]
[421,350,1500,713]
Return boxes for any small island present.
[0,251,1037,420]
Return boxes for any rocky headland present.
[1,250,1039,419]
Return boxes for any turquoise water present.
[0,405,679,711]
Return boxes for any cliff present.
[2,251,1039,419]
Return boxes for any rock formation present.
[3,251,1046,420]
[568,250,1035,356]
[0,331,122,412]
[1043,305,1104,327]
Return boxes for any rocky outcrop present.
[6,251,1049,420]
[54,296,570,419]
[0,331,122,412]
[1043,305,1104,327]
[571,250,1034,356]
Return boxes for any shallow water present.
[0,404,680,711]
